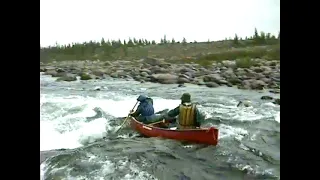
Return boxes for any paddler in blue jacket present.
[130,95,160,124]
[167,93,202,129]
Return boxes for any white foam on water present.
[263,102,277,107]
[91,97,180,118]
[40,163,46,180]
[275,112,280,123]
[121,160,158,180]
[40,91,180,151]
[218,124,249,141]
[228,107,265,122]
[41,91,277,151]
[78,117,112,145]
[41,83,279,152]
[41,156,157,180]
[200,98,279,123]
[40,74,280,179]
[40,121,82,150]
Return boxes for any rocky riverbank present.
[40,57,280,93]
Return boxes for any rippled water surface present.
[40,73,280,180]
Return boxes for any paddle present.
[147,116,177,126]
[147,119,167,126]
[114,101,139,133]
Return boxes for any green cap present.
[180,93,191,102]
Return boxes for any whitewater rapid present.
[40,93,182,151]
[40,75,279,152]
[40,73,280,180]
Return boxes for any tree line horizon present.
[41,28,279,48]
[40,28,280,61]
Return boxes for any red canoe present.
[129,117,219,146]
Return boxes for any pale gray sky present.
[40,0,280,47]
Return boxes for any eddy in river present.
[130,95,162,124]
[166,93,202,129]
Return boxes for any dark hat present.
[137,95,147,102]
[180,93,191,102]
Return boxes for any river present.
[40,73,280,180]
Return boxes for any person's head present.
[180,93,191,103]
[137,95,148,102]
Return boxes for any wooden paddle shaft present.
[131,101,139,112]
[148,119,166,126]
[115,101,139,133]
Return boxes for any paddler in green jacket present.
[166,93,202,129]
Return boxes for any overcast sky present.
[40,0,280,47]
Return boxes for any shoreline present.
[40,58,280,105]
[40,57,280,92]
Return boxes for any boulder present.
[261,96,273,100]
[205,82,220,88]
[150,73,178,84]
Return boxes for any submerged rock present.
[40,149,67,164]
[56,74,77,82]
[237,100,251,107]
[273,98,280,105]
[205,82,220,88]
[261,96,273,100]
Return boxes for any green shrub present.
[236,57,256,68]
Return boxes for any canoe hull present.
[130,117,219,146]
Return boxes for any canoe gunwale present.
[130,116,214,131]
[129,116,219,145]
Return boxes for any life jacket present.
[178,103,197,129]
